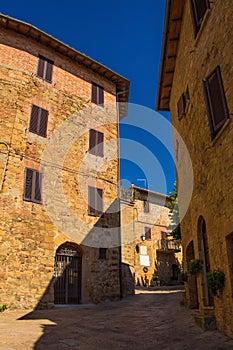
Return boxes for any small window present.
[89,129,104,157]
[99,248,107,260]
[24,168,42,204]
[144,227,151,241]
[92,82,104,106]
[29,105,48,137]
[37,55,54,82]
[190,0,210,36]
[144,200,149,213]
[203,66,229,139]
[88,186,103,216]
[161,231,168,249]
[177,88,189,119]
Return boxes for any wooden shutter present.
[145,227,151,240]
[37,56,45,78]
[97,131,104,157]
[92,83,98,104]
[39,108,48,137]
[177,93,186,119]
[190,0,210,36]
[89,129,97,154]
[34,171,42,203]
[29,105,40,134]
[96,188,103,216]
[88,186,96,215]
[144,200,149,213]
[98,86,104,106]
[24,168,33,200]
[203,66,229,139]
[46,59,53,82]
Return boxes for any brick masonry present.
[0,21,128,309]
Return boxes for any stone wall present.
[0,25,123,309]
[168,0,233,337]
[121,188,182,294]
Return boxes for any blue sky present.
[0,0,175,194]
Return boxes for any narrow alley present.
[1,287,233,350]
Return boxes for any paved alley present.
[1,287,233,350]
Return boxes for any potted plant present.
[187,259,203,276]
[207,270,225,297]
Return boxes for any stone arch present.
[186,240,199,308]
[54,242,82,304]
[197,216,213,307]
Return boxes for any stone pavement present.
[1,286,233,350]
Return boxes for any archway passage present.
[54,242,82,304]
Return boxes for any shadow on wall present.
[156,252,181,285]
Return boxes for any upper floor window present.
[89,129,104,157]
[29,104,48,137]
[92,82,104,106]
[203,66,229,139]
[37,55,54,83]
[143,200,149,213]
[190,0,210,36]
[99,248,107,260]
[23,168,42,204]
[144,227,151,241]
[88,186,103,216]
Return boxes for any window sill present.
[211,118,232,146]
[194,9,211,47]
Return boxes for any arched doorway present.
[186,240,199,308]
[54,242,82,304]
[197,216,213,306]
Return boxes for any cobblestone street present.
[1,287,233,350]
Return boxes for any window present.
[143,200,149,213]
[161,231,168,249]
[88,186,103,216]
[24,168,42,203]
[144,227,151,241]
[99,248,107,260]
[37,55,54,82]
[190,0,210,36]
[89,129,104,157]
[92,82,104,106]
[29,105,48,137]
[177,88,189,119]
[203,66,229,139]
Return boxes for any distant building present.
[157,0,233,337]
[0,14,129,309]
[121,185,182,297]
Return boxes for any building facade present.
[0,14,129,309]
[157,0,233,337]
[121,185,182,296]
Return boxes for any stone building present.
[121,185,182,296]
[157,0,233,337]
[0,14,129,309]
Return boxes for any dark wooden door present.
[54,243,82,304]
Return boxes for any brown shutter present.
[29,105,40,133]
[203,66,229,138]
[144,200,149,213]
[37,56,45,78]
[24,168,33,200]
[177,94,186,119]
[145,227,151,240]
[96,188,103,216]
[46,59,53,82]
[92,83,98,104]
[97,131,104,157]
[98,86,104,106]
[34,171,42,203]
[89,129,97,155]
[39,108,48,137]
[190,0,210,36]
[88,186,96,215]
